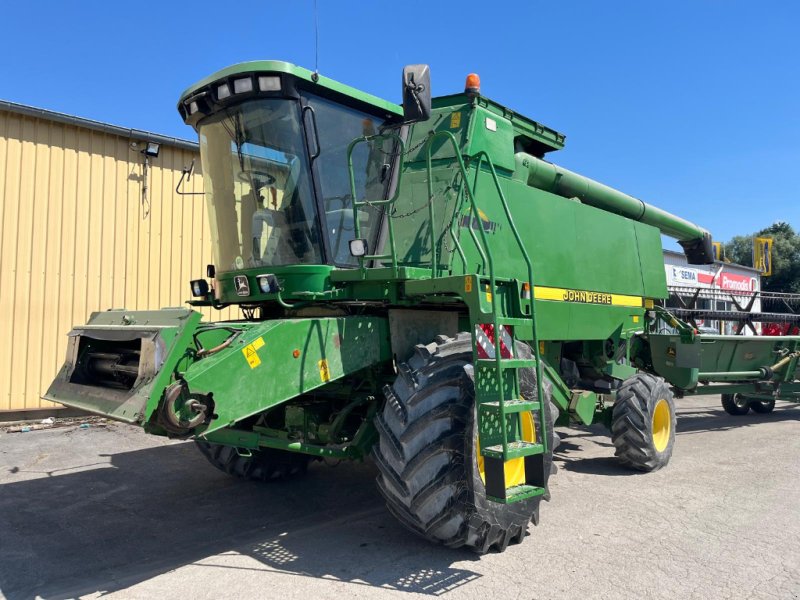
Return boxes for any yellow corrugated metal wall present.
[0,108,234,411]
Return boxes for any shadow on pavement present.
[0,442,481,599]
[676,403,799,435]
[557,456,639,477]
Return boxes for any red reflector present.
[475,324,514,359]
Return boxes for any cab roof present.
[178,60,404,118]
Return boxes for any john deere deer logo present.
[234,275,250,296]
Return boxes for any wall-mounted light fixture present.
[135,140,162,219]
[144,142,161,158]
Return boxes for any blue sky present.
[2,1,798,247]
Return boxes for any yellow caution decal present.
[318,359,331,382]
[242,337,265,369]
[534,286,644,308]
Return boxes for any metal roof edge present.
[663,248,760,274]
[0,99,198,152]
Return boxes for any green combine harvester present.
[45,61,800,552]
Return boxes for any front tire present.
[372,333,557,553]
[195,441,311,481]
[611,373,676,472]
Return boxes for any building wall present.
[0,107,233,412]
[663,250,762,335]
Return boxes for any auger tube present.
[521,154,714,264]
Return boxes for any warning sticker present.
[241,337,265,369]
[450,112,461,128]
[464,276,473,293]
[318,359,331,382]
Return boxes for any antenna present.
[312,0,320,82]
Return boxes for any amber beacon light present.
[464,73,481,95]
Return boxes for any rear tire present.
[611,373,676,472]
[195,441,311,481]
[749,399,776,414]
[372,333,558,553]
[721,393,751,416]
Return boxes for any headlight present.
[349,238,368,257]
[190,279,209,297]
[257,274,279,294]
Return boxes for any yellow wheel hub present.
[477,411,536,488]
[651,398,671,453]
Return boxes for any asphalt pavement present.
[0,395,798,600]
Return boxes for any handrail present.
[346,132,406,279]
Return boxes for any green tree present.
[724,222,800,294]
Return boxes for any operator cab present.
[178,61,414,302]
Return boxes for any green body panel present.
[466,105,516,172]
[393,100,668,305]
[205,265,336,306]
[696,335,800,376]
[649,332,800,393]
[48,313,391,441]
[186,316,390,435]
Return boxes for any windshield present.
[199,99,322,270]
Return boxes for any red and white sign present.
[665,265,758,294]
[718,272,759,293]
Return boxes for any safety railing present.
[346,132,406,278]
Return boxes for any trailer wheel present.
[721,393,751,416]
[749,399,776,414]
[195,441,310,481]
[611,373,676,472]
[372,333,558,553]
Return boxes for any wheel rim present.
[477,411,536,488]
[735,395,748,408]
[651,399,671,453]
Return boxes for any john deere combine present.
[45,61,800,552]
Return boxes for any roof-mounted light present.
[233,77,253,94]
[465,73,481,95]
[216,83,231,100]
[188,101,199,115]
[258,75,281,91]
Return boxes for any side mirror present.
[402,64,431,124]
